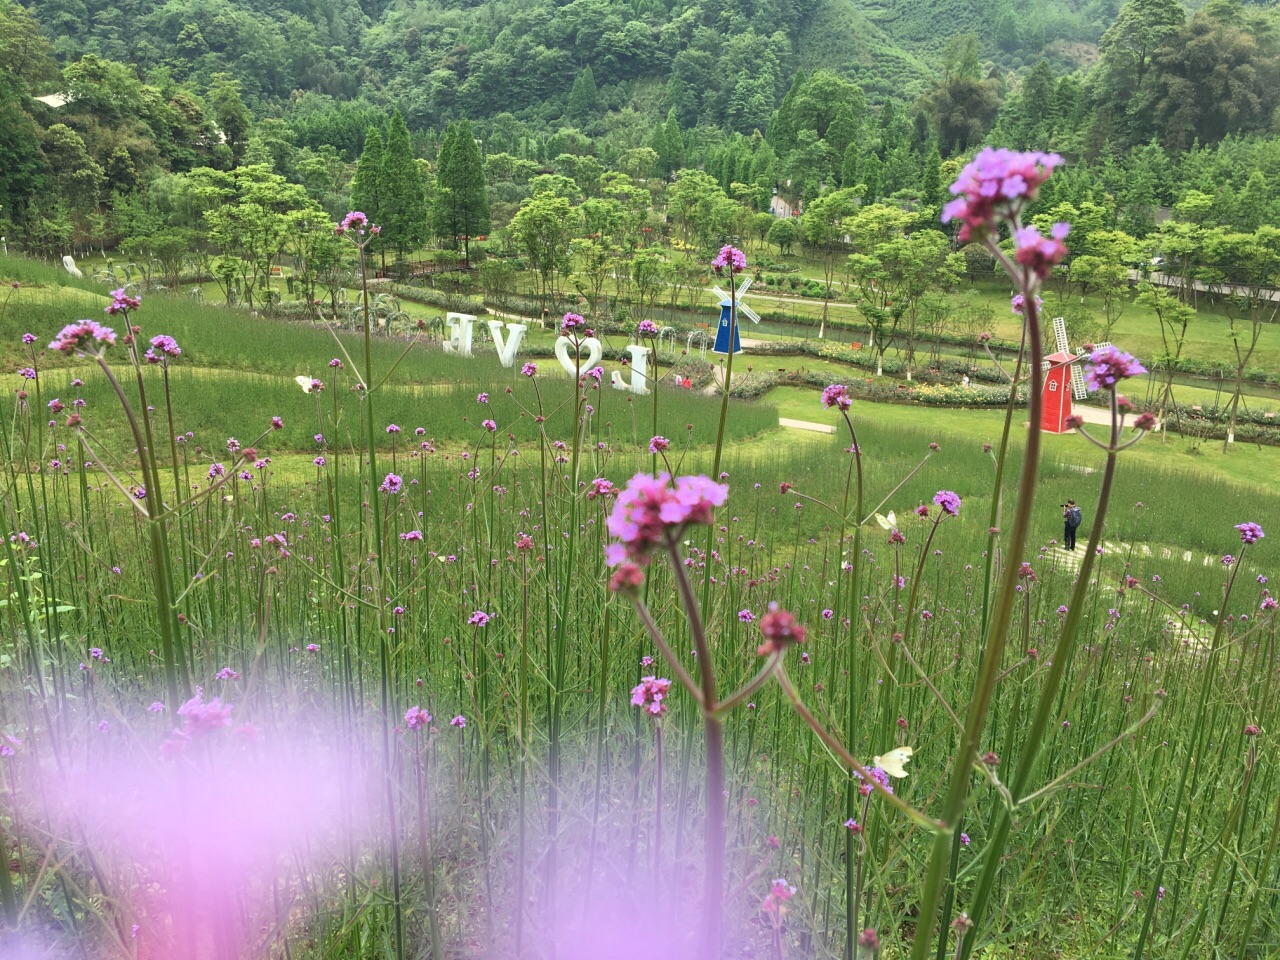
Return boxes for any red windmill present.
[1042,317,1110,433]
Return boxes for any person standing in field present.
[1063,499,1082,550]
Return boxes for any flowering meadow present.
[1,154,1278,960]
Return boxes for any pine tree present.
[566,66,600,127]
[351,127,385,264]
[840,144,859,190]
[352,127,384,225]
[862,152,882,202]
[650,109,685,178]
[432,119,490,264]
[921,144,943,206]
[824,105,859,159]
[380,110,429,263]
[767,70,806,157]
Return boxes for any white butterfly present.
[872,746,913,778]
[295,375,315,394]
[874,511,897,531]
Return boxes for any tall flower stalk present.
[335,210,404,960]
[910,150,1070,960]
[958,350,1157,959]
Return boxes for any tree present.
[208,73,252,164]
[1201,226,1280,450]
[630,247,672,326]
[918,33,1002,155]
[846,204,960,377]
[1136,281,1195,440]
[566,65,600,127]
[793,71,865,141]
[767,217,800,255]
[667,170,738,249]
[380,110,429,263]
[825,105,860,160]
[1144,5,1278,152]
[283,208,350,315]
[800,187,861,337]
[350,127,386,265]
[510,192,574,314]
[650,109,685,179]
[193,165,312,309]
[767,70,807,156]
[433,119,490,264]
[1098,0,1185,92]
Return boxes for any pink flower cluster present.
[854,765,893,796]
[1014,223,1070,280]
[757,603,806,656]
[561,312,586,336]
[176,688,234,738]
[1011,293,1043,316]
[49,320,117,354]
[105,287,141,315]
[762,877,796,915]
[337,211,380,236]
[637,319,659,336]
[712,244,747,274]
[604,473,728,567]
[144,334,181,364]
[821,384,852,411]
[1236,522,1264,545]
[1085,347,1147,391]
[630,675,672,716]
[933,490,962,516]
[942,148,1064,241]
[404,706,432,730]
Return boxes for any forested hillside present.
[2,0,1279,257]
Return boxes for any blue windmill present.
[711,276,761,355]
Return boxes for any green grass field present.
[1,252,1277,960]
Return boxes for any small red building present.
[1041,350,1078,433]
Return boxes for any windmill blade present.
[711,285,731,303]
[736,276,753,298]
[1069,362,1088,399]
[740,302,762,324]
[1092,341,1112,353]
[1052,316,1070,354]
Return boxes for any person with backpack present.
[1063,500,1082,550]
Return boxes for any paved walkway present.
[778,418,835,433]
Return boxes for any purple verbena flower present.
[1236,522,1264,545]
[405,706,432,730]
[50,320,116,354]
[1085,347,1146,392]
[711,245,747,274]
[933,490,962,516]
[605,473,728,566]
[631,675,672,716]
[941,148,1064,242]
[821,384,852,411]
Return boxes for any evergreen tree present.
[351,126,385,262]
[921,144,943,206]
[862,153,882,202]
[824,106,859,160]
[650,109,685,178]
[380,109,429,262]
[209,73,251,164]
[352,127,385,223]
[767,70,806,157]
[840,144,860,189]
[433,119,490,263]
[566,65,600,127]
